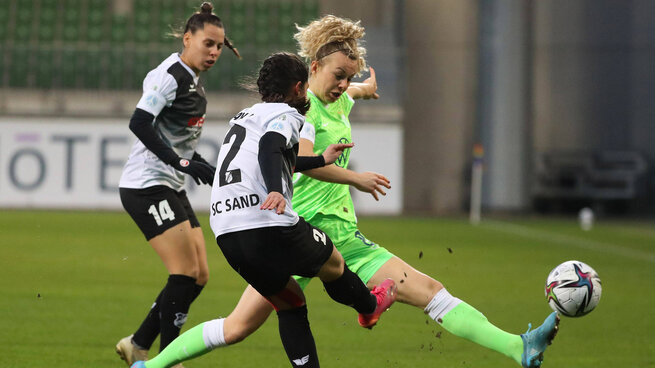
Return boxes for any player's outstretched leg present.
[520,312,560,368]
[116,334,148,366]
[358,278,397,329]
[425,287,560,366]
[426,288,526,364]
[132,319,225,368]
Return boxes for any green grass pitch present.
[1,211,654,367]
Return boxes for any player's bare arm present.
[346,67,379,100]
[298,138,390,200]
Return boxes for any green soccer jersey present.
[292,90,357,223]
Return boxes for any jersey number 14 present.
[148,199,175,226]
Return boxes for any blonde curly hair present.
[294,15,367,75]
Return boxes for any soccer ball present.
[545,260,602,317]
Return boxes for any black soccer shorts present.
[120,185,201,240]
[216,217,334,297]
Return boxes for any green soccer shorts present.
[294,213,394,290]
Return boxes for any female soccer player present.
[132,52,396,368]
[133,15,559,368]
[290,15,560,368]
[115,3,240,366]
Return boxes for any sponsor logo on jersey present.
[189,83,196,92]
[335,137,350,167]
[187,116,205,127]
[179,159,190,167]
[211,194,261,215]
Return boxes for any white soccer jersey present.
[120,53,207,191]
[210,103,304,237]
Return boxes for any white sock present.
[424,288,462,323]
[202,318,227,350]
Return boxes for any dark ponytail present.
[174,2,241,59]
[257,52,310,115]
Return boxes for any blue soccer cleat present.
[520,312,560,367]
[130,362,146,368]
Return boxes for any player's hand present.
[360,67,379,100]
[322,143,355,165]
[353,171,391,201]
[261,191,286,214]
[171,157,216,185]
[192,151,214,167]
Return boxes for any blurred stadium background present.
[2,0,655,217]
[1,1,655,367]
[1,0,655,216]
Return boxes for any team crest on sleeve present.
[145,94,158,107]
[270,121,284,131]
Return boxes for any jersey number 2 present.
[312,228,327,245]
[219,125,246,186]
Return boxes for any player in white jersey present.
[129,52,396,368]
[136,15,559,368]
[115,3,241,367]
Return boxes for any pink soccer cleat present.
[358,278,397,329]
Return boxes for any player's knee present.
[269,287,307,311]
[196,265,209,285]
[224,324,251,344]
[177,263,200,280]
[196,273,208,285]
[427,278,444,297]
[317,248,345,281]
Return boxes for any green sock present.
[440,302,523,364]
[145,322,209,368]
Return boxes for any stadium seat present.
[0,7,7,41]
[107,48,126,90]
[86,8,105,42]
[13,22,31,43]
[9,47,30,87]
[83,49,102,89]
[131,51,155,89]
[37,3,56,42]
[0,0,320,91]
[111,16,128,43]
[59,49,78,88]
[159,6,176,43]
[35,49,54,89]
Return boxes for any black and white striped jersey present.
[120,53,208,191]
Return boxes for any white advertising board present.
[0,117,402,214]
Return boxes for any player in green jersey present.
[290,16,559,368]
[132,15,559,368]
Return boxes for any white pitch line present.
[480,220,655,264]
